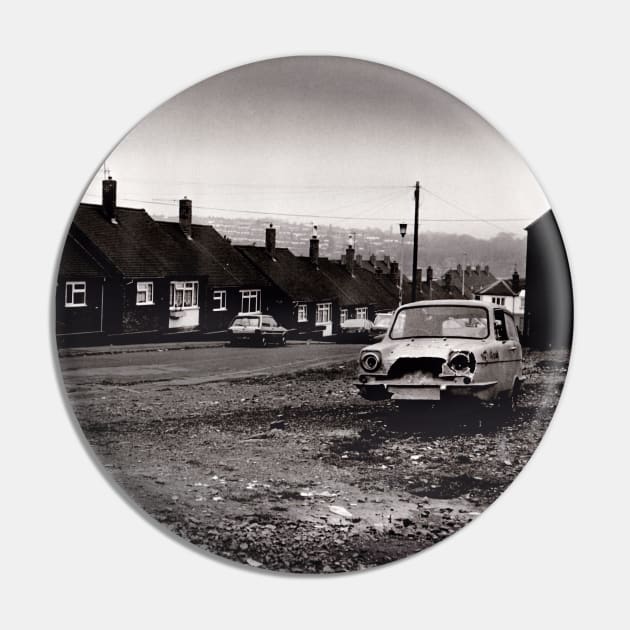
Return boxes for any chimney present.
[102,176,117,222]
[484,264,490,275]
[265,224,276,257]
[355,253,362,267]
[179,196,193,239]
[512,269,520,293]
[383,255,391,268]
[345,234,355,276]
[444,272,452,288]
[475,264,481,274]
[309,224,319,267]
[390,261,399,279]
[427,266,433,299]
[465,264,471,275]
[456,263,462,275]
[369,253,376,266]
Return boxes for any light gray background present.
[2,1,628,628]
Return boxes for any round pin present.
[55,56,572,573]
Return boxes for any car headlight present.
[447,351,476,374]
[360,351,381,372]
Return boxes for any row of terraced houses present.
[56,177,533,347]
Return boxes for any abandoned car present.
[227,313,288,346]
[355,300,524,408]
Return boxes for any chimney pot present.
[309,229,319,267]
[179,197,193,239]
[511,269,520,293]
[345,242,355,276]
[265,224,276,257]
[102,177,117,221]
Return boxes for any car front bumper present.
[354,379,498,401]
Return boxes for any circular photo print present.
[56,56,572,573]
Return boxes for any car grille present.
[388,357,445,378]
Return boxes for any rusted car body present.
[355,300,524,406]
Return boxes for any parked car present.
[228,313,288,347]
[355,300,524,409]
[336,318,375,343]
[372,311,394,338]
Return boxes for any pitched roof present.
[72,203,194,277]
[58,234,108,278]
[157,221,270,287]
[316,259,398,310]
[478,279,518,297]
[237,246,337,302]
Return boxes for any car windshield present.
[231,316,260,327]
[390,305,489,339]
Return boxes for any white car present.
[355,300,524,409]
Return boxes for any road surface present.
[59,341,362,388]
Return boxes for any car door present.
[493,309,521,392]
[504,311,523,379]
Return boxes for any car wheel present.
[509,380,521,412]
[260,335,268,347]
[280,335,287,346]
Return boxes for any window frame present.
[316,302,332,324]
[355,307,368,320]
[212,289,227,312]
[169,280,199,310]
[340,308,349,324]
[65,281,87,308]
[136,281,154,306]
[240,289,261,314]
[297,303,308,323]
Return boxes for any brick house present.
[157,198,278,333]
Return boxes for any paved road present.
[59,342,362,387]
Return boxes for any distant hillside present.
[154,214,526,279]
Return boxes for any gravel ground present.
[68,349,569,573]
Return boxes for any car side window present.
[268,318,278,327]
[493,309,509,341]
[505,313,518,340]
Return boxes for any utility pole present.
[411,181,420,302]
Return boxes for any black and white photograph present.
[5,1,630,628]
[55,56,572,573]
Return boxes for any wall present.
[56,277,104,336]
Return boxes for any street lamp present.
[399,223,407,306]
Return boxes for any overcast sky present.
[82,56,549,238]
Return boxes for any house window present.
[136,281,154,305]
[170,281,199,309]
[356,307,368,319]
[340,309,349,324]
[491,297,505,306]
[316,302,332,324]
[240,289,261,313]
[213,290,227,311]
[297,303,308,322]
[65,281,86,307]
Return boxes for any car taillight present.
[360,351,381,372]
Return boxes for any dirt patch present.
[66,348,568,573]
